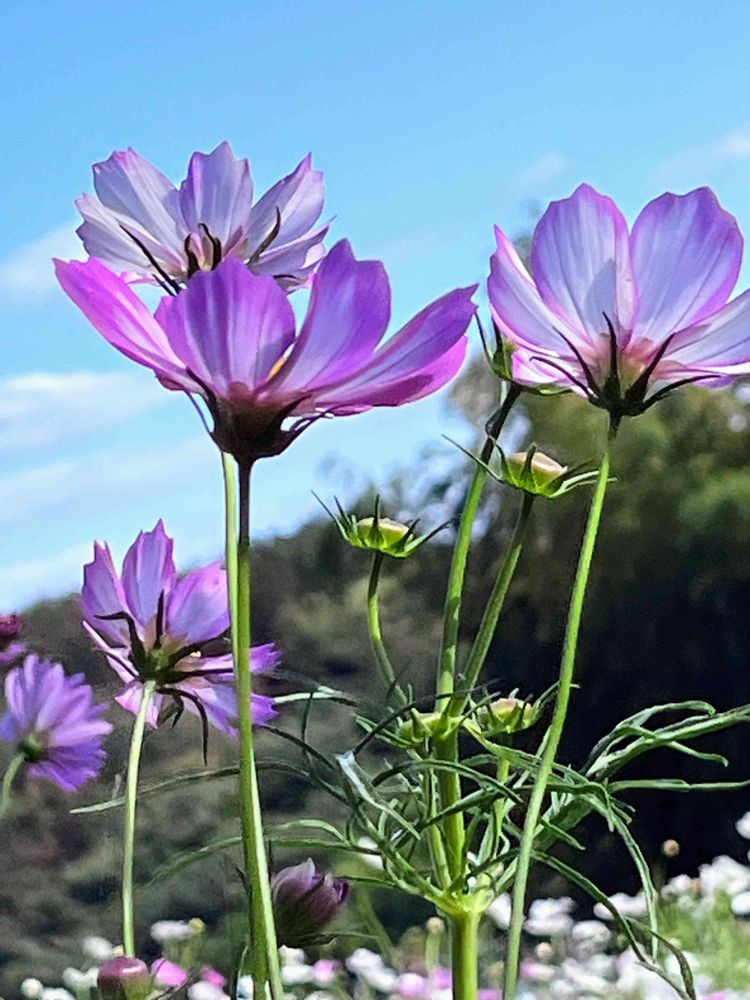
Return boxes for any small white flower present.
[736,811,750,839]
[62,969,98,991]
[280,964,315,986]
[188,984,229,1000]
[40,990,76,1000]
[21,980,44,1000]
[356,837,384,871]
[150,919,197,944]
[699,855,750,898]
[661,873,694,901]
[570,919,611,951]
[485,894,512,930]
[593,891,647,920]
[524,897,575,937]
[732,889,750,916]
[279,947,307,966]
[345,948,384,975]
[236,975,253,999]
[81,936,116,963]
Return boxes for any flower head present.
[271,859,350,947]
[76,142,327,291]
[0,655,112,791]
[0,612,25,667]
[320,495,447,558]
[56,241,476,465]
[82,521,278,745]
[489,185,750,427]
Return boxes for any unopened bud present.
[271,860,349,947]
[474,697,538,738]
[319,496,446,558]
[97,958,150,1000]
[396,711,445,746]
[0,613,24,666]
[662,839,681,858]
[498,447,600,499]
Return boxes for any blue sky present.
[2,0,750,607]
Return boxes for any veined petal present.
[179,142,254,255]
[121,521,176,631]
[268,240,390,394]
[531,184,635,340]
[76,194,177,277]
[82,542,131,644]
[307,286,475,411]
[249,224,330,290]
[631,188,742,342]
[248,154,325,251]
[55,258,192,388]
[489,226,582,354]
[165,562,229,646]
[116,681,164,728]
[90,149,185,260]
[511,347,590,397]
[156,259,296,400]
[660,288,750,375]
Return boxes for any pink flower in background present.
[82,521,278,740]
[0,613,25,667]
[489,185,750,426]
[56,240,476,464]
[0,655,112,791]
[76,142,328,291]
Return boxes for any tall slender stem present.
[503,437,612,1000]
[231,460,284,1000]
[122,679,156,956]
[366,552,402,698]
[432,384,520,916]
[449,491,535,718]
[0,753,24,820]
[449,911,480,1000]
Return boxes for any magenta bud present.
[97,958,150,1000]
[0,614,24,666]
[271,859,349,946]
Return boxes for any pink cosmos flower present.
[489,185,750,426]
[76,142,327,291]
[82,521,278,742]
[0,655,112,791]
[56,241,475,465]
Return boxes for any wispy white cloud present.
[0,223,81,301]
[0,371,167,452]
[0,435,213,528]
[0,542,92,609]
[656,126,750,180]
[514,152,568,190]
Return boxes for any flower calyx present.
[318,495,447,559]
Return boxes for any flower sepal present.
[469,695,540,739]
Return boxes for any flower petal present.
[268,240,390,395]
[55,258,192,389]
[248,154,325,252]
[121,521,176,631]
[82,542,131,644]
[166,562,229,646]
[658,288,750,376]
[531,184,635,339]
[155,259,296,400]
[88,149,185,266]
[631,188,742,342]
[488,226,582,354]
[308,285,475,412]
[179,142,254,256]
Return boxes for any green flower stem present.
[122,678,156,956]
[366,552,402,699]
[0,753,24,819]
[232,460,283,1000]
[449,490,535,719]
[449,910,480,1000]
[437,383,521,700]
[503,435,612,1000]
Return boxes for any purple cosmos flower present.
[0,613,25,667]
[0,654,112,791]
[82,521,278,744]
[56,241,476,465]
[271,859,350,946]
[489,185,750,426]
[76,142,328,291]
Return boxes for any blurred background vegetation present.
[3,350,750,992]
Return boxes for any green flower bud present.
[317,495,447,558]
[396,711,445,746]
[486,697,538,733]
[497,444,603,499]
